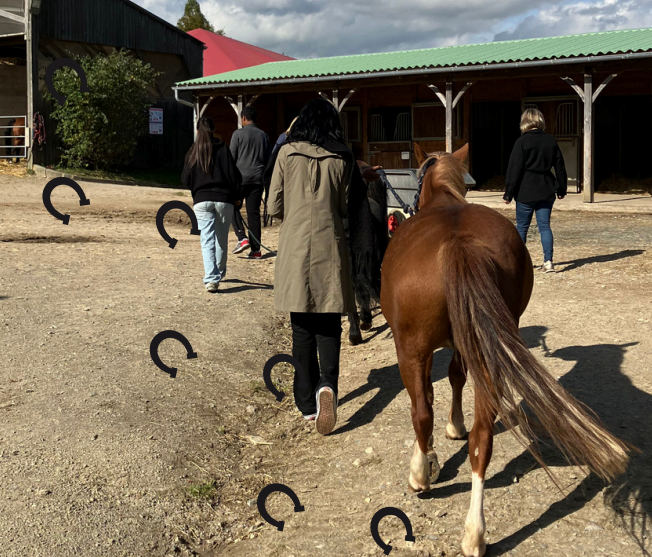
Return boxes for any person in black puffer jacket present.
[182,117,243,293]
[504,108,567,273]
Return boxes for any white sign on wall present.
[149,108,163,135]
[401,151,410,160]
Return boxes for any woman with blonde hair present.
[504,108,567,272]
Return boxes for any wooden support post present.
[318,89,356,112]
[361,88,369,164]
[445,82,453,153]
[562,72,616,203]
[25,5,34,167]
[199,96,215,118]
[583,74,593,203]
[193,97,199,142]
[428,82,473,153]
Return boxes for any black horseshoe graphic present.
[257,483,305,531]
[370,507,416,555]
[42,178,90,225]
[45,58,90,106]
[262,354,302,402]
[149,330,197,379]
[156,201,200,249]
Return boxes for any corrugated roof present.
[176,27,652,88]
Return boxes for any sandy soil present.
[1,172,651,557]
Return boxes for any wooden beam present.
[583,73,593,203]
[452,82,473,109]
[445,82,453,153]
[193,97,200,141]
[592,73,617,102]
[561,76,585,102]
[246,94,261,107]
[361,87,369,164]
[0,9,26,24]
[338,89,356,111]
[199,96,215,117]
[427,84,447,106]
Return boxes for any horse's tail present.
[442,237,634,484]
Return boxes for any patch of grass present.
[187,480,218,499]
[250,378,285,396]
[217,425,226,435]
[51,164,183,187]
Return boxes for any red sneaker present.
[233,239,250,254]
[247,251,262,259]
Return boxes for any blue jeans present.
[193,201,233,284]
[515,196,555,262]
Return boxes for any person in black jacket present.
[504,108,567,273]
[230,106,271,259]
[182,117,243,293]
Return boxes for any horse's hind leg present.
[398,349,440,492]
[461,394,497,557]
[347,312,363,346]
[358,289,372,331]
[446,350,468,440]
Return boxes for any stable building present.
[174,28,652,202]
[0,0,203,168]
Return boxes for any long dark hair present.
[287,98,345,146]
[186,117,215,174]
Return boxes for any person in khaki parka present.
[268,98,379,435]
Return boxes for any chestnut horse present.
[380,142,634,557]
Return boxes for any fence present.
[0,116,28,159]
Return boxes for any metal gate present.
[0,116,28,159]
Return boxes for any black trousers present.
[233,184,264,252]
[290,312,342,415]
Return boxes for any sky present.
[133,0,652,59]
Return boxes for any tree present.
[44,50,159,170]
[177,0,224,35]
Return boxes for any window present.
[340,107,361,142]
[369,107,412,142]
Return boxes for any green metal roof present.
[176,27,652,88]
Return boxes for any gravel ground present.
[1,172,651,557]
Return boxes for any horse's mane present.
[418,153,468,205]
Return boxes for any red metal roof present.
[188,29,294,76]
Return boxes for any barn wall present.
[0,62,27,118]
[38,0,203,77]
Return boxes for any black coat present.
[182,139,243,206]
[504,129,568,203]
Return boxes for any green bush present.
[45,50,159,170]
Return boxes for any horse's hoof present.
[349,332,363,346]
[359,321,372,331]
[428,451,441,483]
[445,422,468,440]
[408,474,430,493]
[461,539,486,557]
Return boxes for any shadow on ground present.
[219,279,273,294]
[556,249,645,272]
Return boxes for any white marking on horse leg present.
[461,472,486,557]
[408,441,431,492]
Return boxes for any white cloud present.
[129,0,652,59]
[494,0,652,41]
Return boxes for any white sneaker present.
[315,387,337,435]
[205,282,219,293]
[542,261,555,273]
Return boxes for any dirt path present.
[1,174,651,557]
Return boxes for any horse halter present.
[414,156,440,213]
